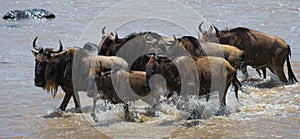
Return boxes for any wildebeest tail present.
[286,45,298,82]
[232,74,242,100]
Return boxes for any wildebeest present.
[31,37,128,112]
[167,35,207,57]
[98,27,208,71]
[3,8,55,20]
[146,54,241,115]
[203,25,298,83]
[90,62,161,122]
[199,22,266,79]
[98,27,170,71]
[196,35,246,73]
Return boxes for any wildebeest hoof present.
[93,116,99,122]
[76,109,82,113]
[214,112,224,116]
[91,113,99,122]
[125,113,135,122]
[125,117,135,122]
[42,111,64,118]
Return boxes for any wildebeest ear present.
[38,48,44,53]
[50,51,67,58]
[31,50,38,56]
[209,25,213,32]
[115,33,118,41]
[197,32,201,39]
[146,53,155,57]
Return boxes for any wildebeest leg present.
[59,92,72,111]
[256,69,262,78]
[72,91,81,113]
[166,91,174,104]
[87,77,95,97]
[91,92,100,122]
[262,68,267,79]
[216,88,228,116]
[273,59,288,83]
[256,67,267,79]
[216,70,234,116]
[124,103,134,122]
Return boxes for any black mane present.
[125,32,152,40]
[224,27,256,42]
[182,36,207,56]
[182,36,201,49]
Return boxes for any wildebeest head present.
[198,22,219,43]
[145,54,170,86]
[98,26,120,55]
[31,37,64,90]
[212,25,233,44]
[145,54,181,98]
[175,36,207,57]
[211,25,255,46]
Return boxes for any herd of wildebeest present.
[32,22,298,122]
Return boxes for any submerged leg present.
[262,68,267,79]
[241,66,249,79]
[256,69,262,78]
[91,94,99,122]
[59,93,72,111]
[73,91,82,113]
[124,104,134,122]
[215,103,226,116]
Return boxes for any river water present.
[0,0,299,138]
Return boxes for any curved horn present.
[212,24,219,34]
[164,35,177,46]
[115,32,118,41]
[46,40,64,54]
[144,34,157,44]
[57,40,63,52]
[157,54,167,58]
[154,54,168,61]
[50,40,63,53]
[32,36,42,51]
[173,35,176,41]
[101,26,106,35]
[198,22,204,33]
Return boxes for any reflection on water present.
[0,0,299,138]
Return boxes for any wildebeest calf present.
[90,63,161,122]
[146,54,241,115]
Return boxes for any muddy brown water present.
[0,0,299,138]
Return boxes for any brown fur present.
[98,32,167,71]
[199,40,245,70]
[91,67,154,122]
[146,55,241,115]
[32,38,128,112]
[203,26,298,83]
